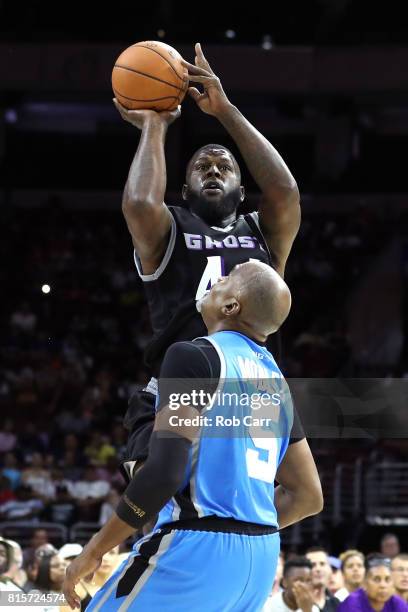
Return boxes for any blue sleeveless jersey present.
[156,331,293,529]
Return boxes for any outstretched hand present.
[113,99,181,129]
[181,43,231,117]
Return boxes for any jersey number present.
[196,256,224,301]
[246,435,278,484]
[196,256,259,301]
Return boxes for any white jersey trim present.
[201,335,227,382]
[133,214,177,282]
[248,210,261,230]
[91,552,137,611]
[119,532,176,610]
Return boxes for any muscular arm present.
[183,45,300,276]
[217,104,300,275]
[116,104,179,274]
[274,438,323,529]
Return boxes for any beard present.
[188,187,241,225]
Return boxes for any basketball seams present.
[176,79,189,105]
[112,41,188,111]
[112,88,179,103]
[134,43,187,83]
[114,64,182,91]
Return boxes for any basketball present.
[112,41,189,111]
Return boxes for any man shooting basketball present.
[114,43,301,478]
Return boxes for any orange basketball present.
[112,41,189,111]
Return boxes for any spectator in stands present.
[263,556,319,611]
[55,434,83,466]
[23,529,49,569]
[59,544,83,565]
[19,423,47,461]
[70,466,110,521]
[306,548,340,610]
[381,534,401,559]
[59,450,82,482]
[44,484,78,526]
[339,555,408,611]
[48,468,75,498]
[21,453,53,500]
[328,557,345,596]
[55,409,90,436]
[98,487,121,526]
[84,431,116,466]
[336,550,365,602]
[3,539,27,589]
[0,419,17,453]
[0,484,43,521]
[0,537,24,596]
[0,475,15,504]
[1,452,21,490]
[93,454,124,489]
[32,547,67,596]
[391,555,408,603]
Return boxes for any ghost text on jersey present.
[184,233,262,250]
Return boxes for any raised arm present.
[114,100,180,274]
[182,44,300,276]
[217,107,300,276]
[274,438,323,529]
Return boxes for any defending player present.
[63,262,323,611]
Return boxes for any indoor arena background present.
[0,0,407,590]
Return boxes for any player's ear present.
[240,186,245,202]
[182,184,189,201]
[221,298,240,317]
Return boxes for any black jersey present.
[134,206,272,374]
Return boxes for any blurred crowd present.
[0,198,406,605]
[1,529,407,611]
[263,539,408,611]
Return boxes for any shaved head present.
[198,261,291,341]
[235,262,291,336]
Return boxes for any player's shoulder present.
[163,338,214,360]
[161,339,219,379]
[163,340,197,358]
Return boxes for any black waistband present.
[160,515,279,536]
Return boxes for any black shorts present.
[121,381,157,483]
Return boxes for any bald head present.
[199,261,291,341]
[235,262,291,336]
